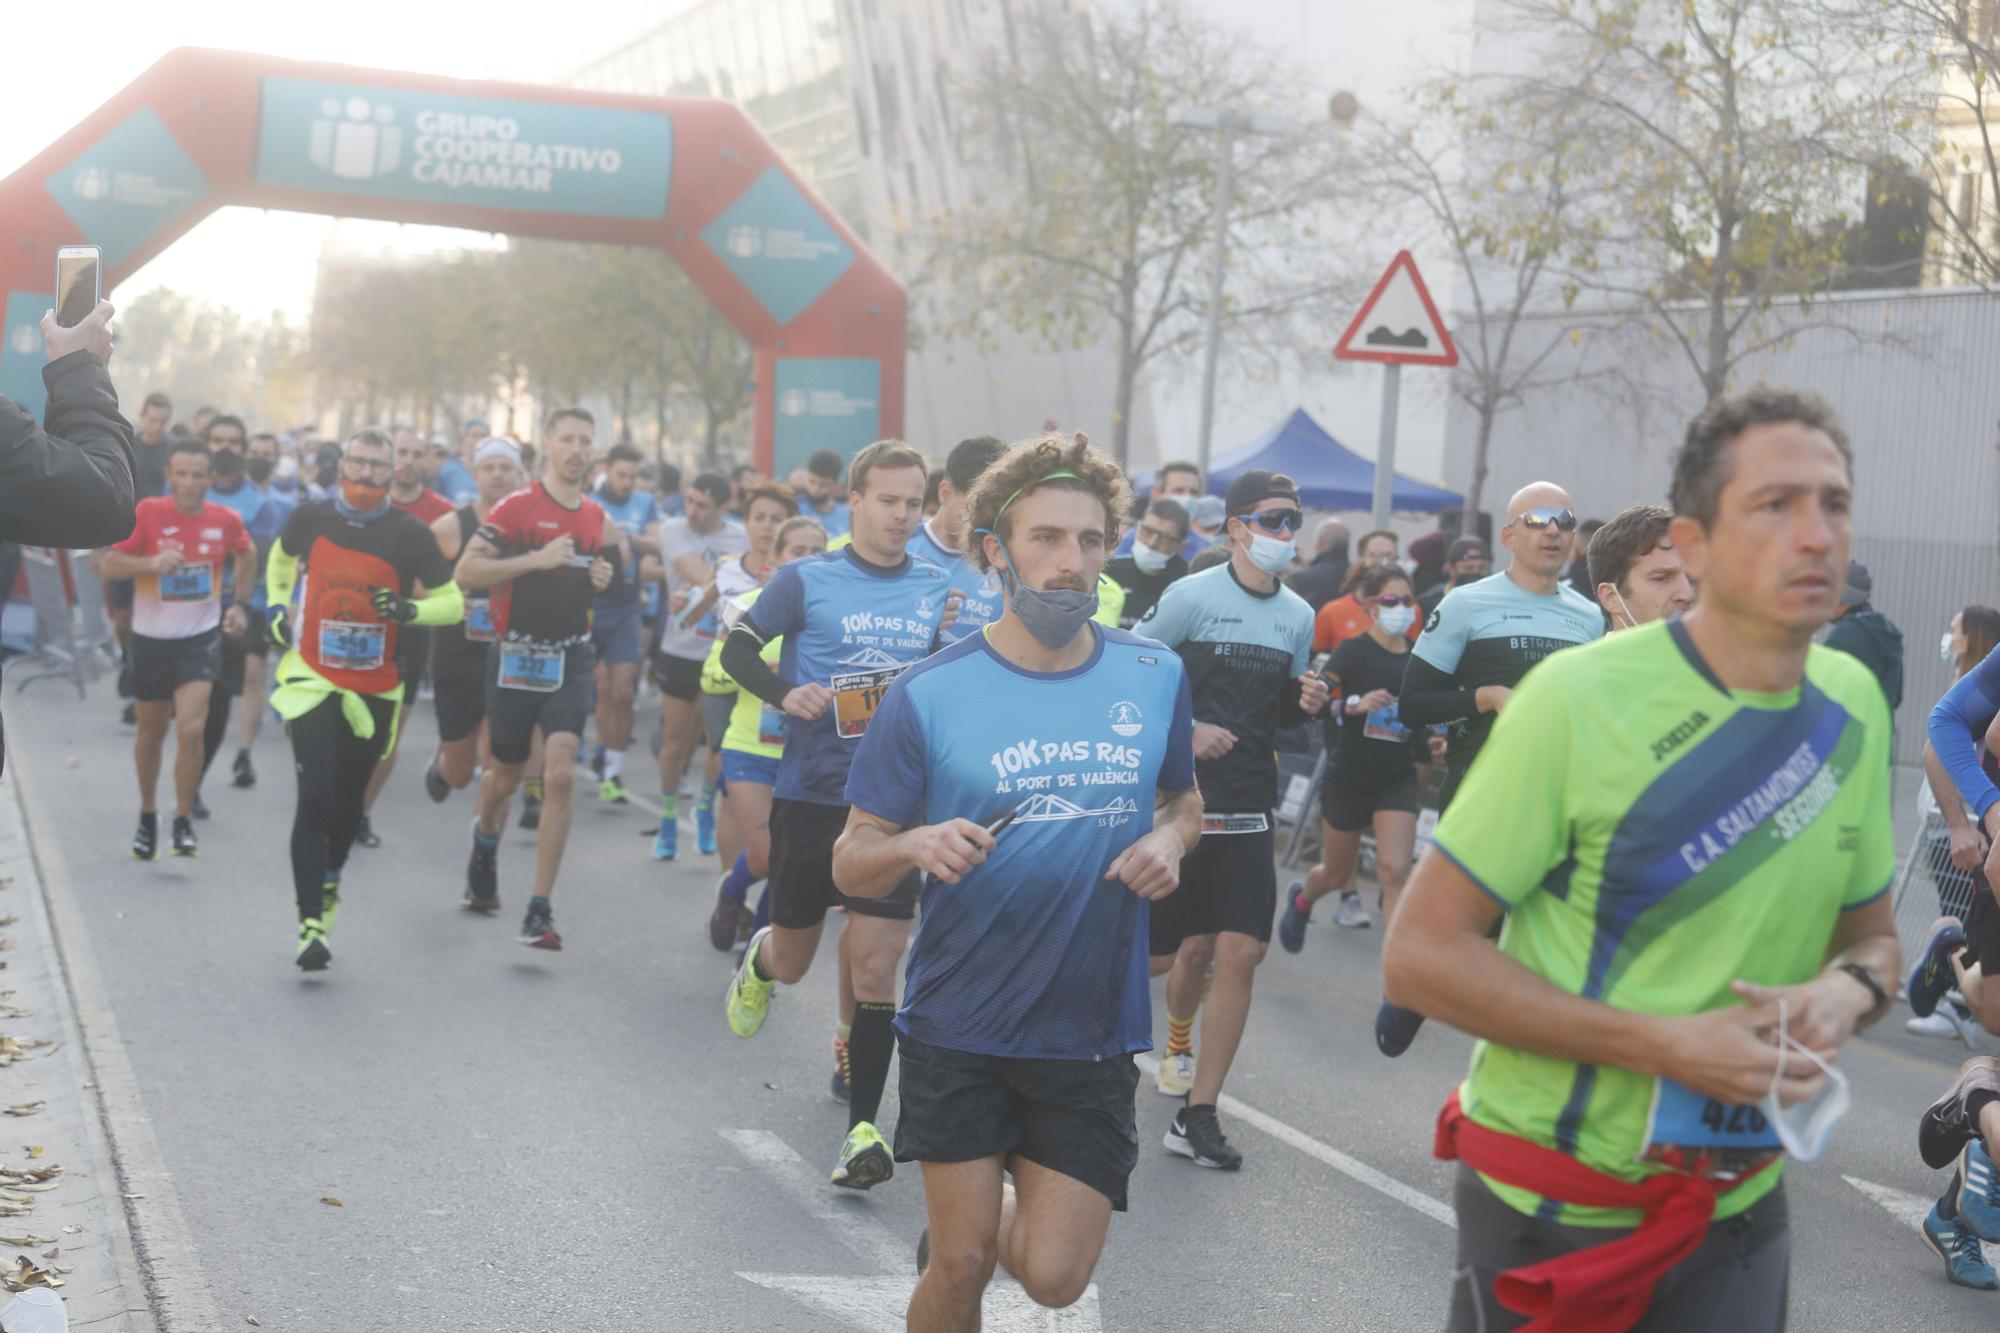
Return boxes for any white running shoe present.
[1333,890,1370,929]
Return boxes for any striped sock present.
[1167,1015,1194,1057]
[660,792,679,819]
[523,777,543,801]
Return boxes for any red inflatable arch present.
[0,47,905,474]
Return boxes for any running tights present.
[287,694,395,920]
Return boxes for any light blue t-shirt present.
[435,458,477,507]
[592,485,663,613]
[206,480,292,609]
[847,626,1196,1060]
[802,497,851,539]
[907,518,1004,645]
[744,546,948,804]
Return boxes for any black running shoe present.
[1923,1057,2000,1170]
[1375,1000,1427,1057]
[423,754,450,804]
[353,813,381,849]
[465,825,500,913]
[519,902,561,950]
[519,793,542,831]
[131,813,158,861]
[119,701,136,725]
[231,749,256,789]
[190,795,210,821]
[1165,1104,1243,1170]
[170,816,197,858]
[708,876,743,952]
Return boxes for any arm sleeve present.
[265,539,299,611]
[743,562,805,642]
[1399,654,1481,728]
[0,354,136,548]
[1134,578,1191,648]
[1160,666,1196,791]
[722,627,792,708]
[843,679,928,826]
[1429,662,1576,906]
[1929,645,2000,821]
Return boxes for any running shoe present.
[1910,1011,1961,1039]
[1376,1000,1426,1057]
[1908,916,1969,1019]
[652,816,678,862]
[321,877,342,934]
[1277,883,1311,954]
[1960,1139,2000,1242]
[1334,890,1370,929]
[1921,1057,2000,1170]
[707,876,743,952]
[231,749,256,789]
[831,1034,851,1104]
[1924,1200,2000,1290]
[190,796,210,822]
[353,813,382,849]
[599,776,630,806]
[519,902,562,950]
[131,813,158,862]
[296,919,331,972]
[119,701,136,726]
[170,816,197,858]
[423,753,449,804]
[831,1121,895,1190]
[464,824,500,914]
[726,926,776,1038]
[1155,1050,1194,1098]
[518,792,542,831]
[1165,1104,1242,1170]
[589,747,606,780]
[697,801,718,856]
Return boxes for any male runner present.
[651,472,746,859]
[906,435,1007,645]
[262,429,460,969]
[797,449,852,539]
[1136,470,1325,1166]
[422,437,525,802]
[455,408,615,949]
[720,440,947,1188]
[589,443,662,805]
[99,440,253,859]
[434,418,489,506]
[1383,389,1899,1332]
[834,433,1201,1325]
[225,431,296,785]
[198,415,288,802]
[1587,503,1695,631]
[103,390,173,720]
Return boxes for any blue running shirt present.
[591,486,662,612]
[744,547,949,804]
[847,627,1196,1060]
[907,518,1005,645]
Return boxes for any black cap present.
[1224,469,1299,516]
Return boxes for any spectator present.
[1419,537,1489,619]
[1107,498,1192,627]
[1584,504,1694,630]
[1313,529,1405,653]
[1287,518,1350,612]
[1824,559,1904,716]
[1562,518,1605,601]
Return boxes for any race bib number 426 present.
[831,666,905,739]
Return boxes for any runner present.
[796,449,852,539]
[1278,563,1425,954]
[588,443,662,805]
[1586,503,1695,631]
[906,435,1007,645]
[195,415,287,811]
[1913,1057,2000,1288]
[719,439,947,1189]
[1382,389,1899,1332]
[261,428,461,969]
[225,431,295,787]
[98,439,253,859]
[453,407,616,949]
[831,432,1201,1325]
[1135,470,1325,1166]
[102,390,174,723]
[421,437,525,802]
[650,472,746,860]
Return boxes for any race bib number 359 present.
[831,666,905,739]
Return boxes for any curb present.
[5,747,219,1333]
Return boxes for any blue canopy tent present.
[1190,408,1463,513]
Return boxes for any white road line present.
[1134,1054,1456,1228]
[718,1127,911,1273]
[1844,1174,1935,1233]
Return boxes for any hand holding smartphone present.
[55,246,101,329]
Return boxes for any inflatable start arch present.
[0,47,906,473]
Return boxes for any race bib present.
[159,562,214,603]
[1363,700,1412,744]
[318,619,385,672]
[498,641,564,693]
[758,703,788,747]
[1200,812,1271,836]
[464,596,496,643]
[1638,1077,1781,1179]
[831,665,906,739]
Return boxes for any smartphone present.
[983,797,1033,839]
[55,245,101,329]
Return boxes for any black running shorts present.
[1148,819,1277,955]
[485,642,596,765]
[433,648,489,745]
[129,630,220,702]
[767,796,919,930]
[1964,878,2000,972]
[651,650,705,703]
[893,1033,1140,1211]
[1320,767,1421,832]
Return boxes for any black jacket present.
[1106,553,1187,628]
[1285,550,1349,613]
[1824,605,1905,715]
[0,351,136,548]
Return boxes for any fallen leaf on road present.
[247,1319,261,1327]
[1,1106,41,1119]
[37,1248,53,1260]
[58,1227,77,1236]
[2,1256,61,1291]
[0,1237,51,1248]
[319,1197,342,1207]
[23,1148,41,1161]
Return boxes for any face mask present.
[340,478,389,512]
[1944,632,1959,667]
[1246,533,1295,575]
[1612,587,1639,630]
[980,529,1099,650]
[1131,543,1171,575]
[210,449,243,478]
[1377,604,1416,636]
[276,453,299,480]
[1760,997,1850,1162]
[245,457,274,484]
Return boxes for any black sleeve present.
[0,352,136,548]
[1399,654,1481,728]
[1278,674,1315,730]
[721,625,792,709]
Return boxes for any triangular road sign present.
[1334,250,1458,367]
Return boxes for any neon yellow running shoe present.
[726,926,776,1038]
[296,919,331,972]
[831,1120,894,1191]
[320,878,342,934]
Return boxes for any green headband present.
[995,470,1082,522]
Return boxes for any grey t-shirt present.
[658,516,749,661]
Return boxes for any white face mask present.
[1612,587,1639,630]
[1246,533,1295,575]
[1378,604,1416,636]
[1131,542,1172,575]
[1760,998,1850,1162]
[1944,631,1959,667]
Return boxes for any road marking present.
[1134,1054,1455,1228]
[1846,1174,1936,1233]
[717,1128,909,1272]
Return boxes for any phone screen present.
[56,251,99,328]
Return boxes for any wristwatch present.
[1834,962,1891,1026]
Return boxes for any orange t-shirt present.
[1312,591,1419,654]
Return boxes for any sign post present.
[1333,250,1458,529]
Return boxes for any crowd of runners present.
[75,381,2000,1330]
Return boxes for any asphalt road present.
[5,678,1996,1331]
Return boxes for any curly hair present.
[955,432,1133,575]
[741,478,799,518]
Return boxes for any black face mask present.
[245,457,274,484]
[211,449,243,478]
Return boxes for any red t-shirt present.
[476,484,607,646]
[112,497,250,640]
[393,488,454,525]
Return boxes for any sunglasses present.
[1372,594,1414,607]
[1239,508,1302,534]
[1514,506,1577,532]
